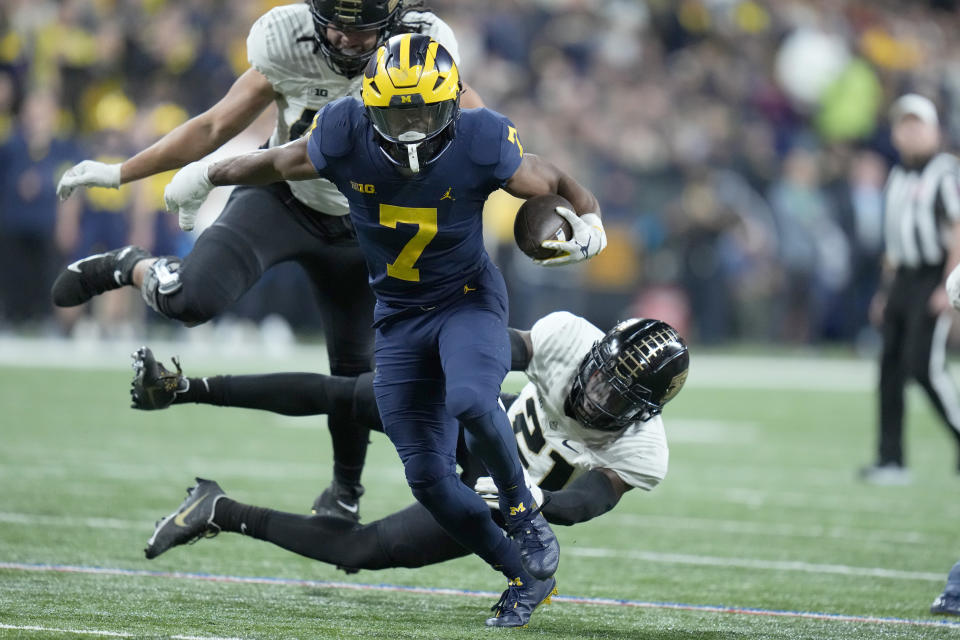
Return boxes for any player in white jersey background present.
[132,311,688,571]
[49,1,484,522]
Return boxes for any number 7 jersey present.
[509,312,670,492]
[305,97,524,308]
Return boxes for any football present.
[514,194,575,260]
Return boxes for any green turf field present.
[2,353,959,639]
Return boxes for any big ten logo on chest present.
[351,181,376,194]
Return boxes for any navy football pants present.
[373,263,529,578]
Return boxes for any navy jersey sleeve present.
[305,109,329,174]
[467,109,525,186]
[305,97,360,176]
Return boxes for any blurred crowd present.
[2,0,959,345]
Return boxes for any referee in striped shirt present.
[862,94,960,485]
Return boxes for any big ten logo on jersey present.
[351,181,376,194]
[312,88,329,97]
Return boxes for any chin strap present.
[405,143,420,173]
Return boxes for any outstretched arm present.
[539,468,631,526]
[207,136,319,185]
[58,69,275,199]
[163,136,317,230]
[123,69,276,183]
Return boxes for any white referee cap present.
[889,93,939,126]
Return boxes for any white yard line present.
[0,512,142,530]
[1,563,957,631]
[0,623,241,640]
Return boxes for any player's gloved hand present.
[946,263,960,311]
[534,207,607,267]
[56,160,122,201]
[474,469,544,511]
[164,161,214,231]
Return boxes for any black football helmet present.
[307,0,403,77]
[566,319,689,432]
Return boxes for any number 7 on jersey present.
[379,204,438,282]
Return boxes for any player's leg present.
[869,277,909,480]
[373,319,530,581]
[300,237,375,518]
[53,185,311,325]
[214,499,469,570]
[144,478,469,570]
[439,267,559,581]
[130,347,383,427]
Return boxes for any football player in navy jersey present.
[159,34,606,628]
[52,0,483,524]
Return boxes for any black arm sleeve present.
[508,328,531,371]
[540,469,622,526]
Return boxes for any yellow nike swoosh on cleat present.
[543,584,559,605]
[173,496,205,527]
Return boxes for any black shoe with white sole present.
[52,245,150,307]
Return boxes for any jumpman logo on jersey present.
[441,187,455,201]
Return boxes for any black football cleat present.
[131,347,188,410]
[145,478,225,559]
[485,575,558,628]
[52,245,151,307]
[504,500,559,580]
[311,480,364,523]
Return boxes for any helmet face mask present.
[361,34,461,174]
[308,0,403,77]
[566,319,689,432]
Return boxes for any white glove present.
[474,468,544,511]
[534,207,607,267]
[947,263,960,311]
[164,161,214,231]
[57,160,122,200]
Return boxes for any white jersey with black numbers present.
[506,311,669,492]
[247,5,461,215]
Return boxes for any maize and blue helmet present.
[361,33,461,173]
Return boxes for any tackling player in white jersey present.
[136,312,688,573]
[51,1,483,522]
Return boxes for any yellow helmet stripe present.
[399,33,411,73]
